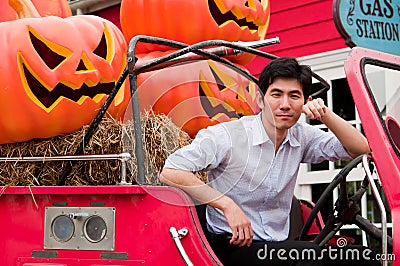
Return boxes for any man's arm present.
[302,98,370,158]
[160,168,254,246]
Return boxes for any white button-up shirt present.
[164,114,351,241]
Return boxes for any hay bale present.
[0,112,205,186]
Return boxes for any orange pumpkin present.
[0,0,72,21]
[120,0,270,63]
[0,13,130,144]
[134,51,259,137]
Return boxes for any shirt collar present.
[252,113,300,147]
[282,128,300,147]
[252,113,270,146]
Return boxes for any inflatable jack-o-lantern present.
[135,51,259,137]
[0,3,130,144]
[120,0,270,61]
[0,0,72,22]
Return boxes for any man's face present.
[257,77,305,132]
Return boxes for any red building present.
[247,0,348,75]
[70,0,348,76]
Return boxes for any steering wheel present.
[299,155,393,247]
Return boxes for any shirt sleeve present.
[301,123,353,163]
[163,124,229,172]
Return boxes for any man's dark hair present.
[258,57,312,101]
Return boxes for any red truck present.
[0,37,398,265]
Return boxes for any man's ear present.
[256,90,264,109]
[305,96,313,103]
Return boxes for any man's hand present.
[161,169,255,247]
[301,97,370,158]
[302,97,327,121]
[220,197,254,247]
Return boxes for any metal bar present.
[236,38,281,49]
[69,0,121,14]
[133,37,280,74]
[0,153,131,162]
[129,73,146,185]
[362,155,388,266]
[1,153,132,186]
[129,36,261,84]
[120,156,129,185]
[169,227,194,266]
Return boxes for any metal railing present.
[0,153,132,185]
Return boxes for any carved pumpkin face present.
[0,15,130,144]
[0,0,72,21]
[136,51,259,137]
[120,0,270,56]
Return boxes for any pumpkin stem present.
[9,0,41,19]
